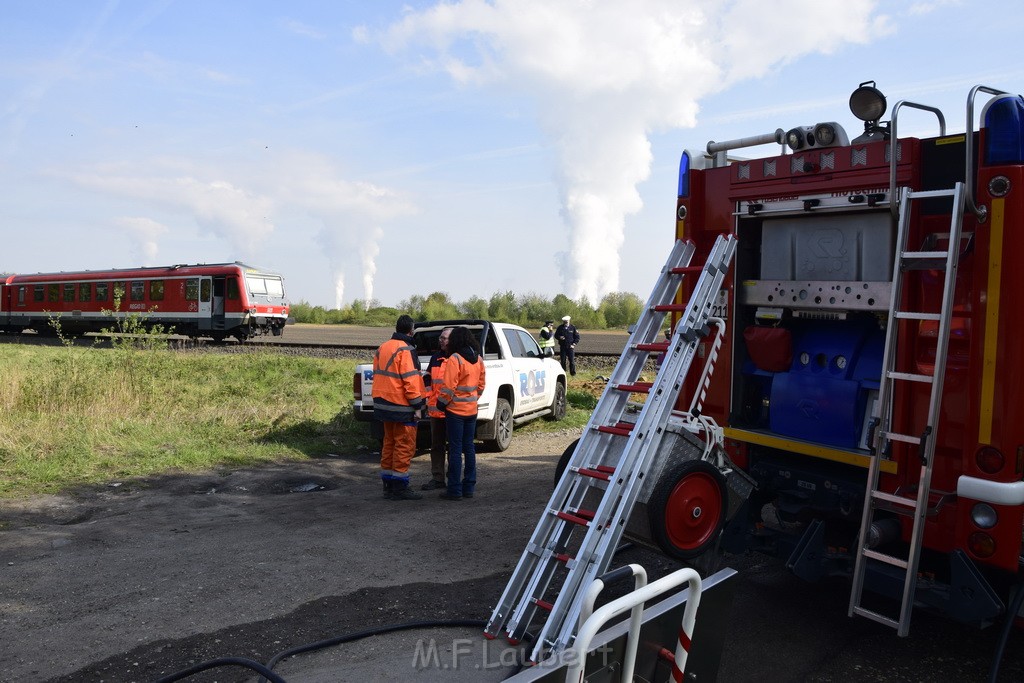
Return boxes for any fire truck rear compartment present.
[733,210,892,451]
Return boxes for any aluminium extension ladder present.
[485,234,737,664]
[848,182,966,636]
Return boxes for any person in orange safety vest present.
[372,314,426,500]
[435,326,486,500]
[421,326,453,491]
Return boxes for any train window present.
[63,284,75,303]
[185,279,199,301]
[47,284,59,302]
[96,283,108,302]
[113,281,126,302]
[33,285,44,302]
[226,278,239,300]
[130,281,144,302]
[79,283,91,302]
[18,286,26,306]
[247,276,267,295]
[150,280,164,301]
[200,278,211,302]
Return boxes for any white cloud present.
[373,0,892,302]
[282,18,327,40]
[63,151,414,305]
[115,216,168,265]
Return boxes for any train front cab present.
[673,86,1024,628]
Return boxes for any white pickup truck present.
[352,320,568,451]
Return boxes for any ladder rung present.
[577,467,611,481]
[851,605,900,629]
[534,599,554,612]
[553,553,573,564]
[615,382,652,393]
[634,341,669,352]
[883,431,922,445]
[902,250,949,260]
[652,304,688,313]
[886,371,934,384]
[862,548,909,569]
[871,490,916,507]
[555,510,591,526]
[594,465,616,474]
[894,311,941,321]
[670,265,703,274]
[596,424,633,436]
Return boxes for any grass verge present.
[0,345,618,498]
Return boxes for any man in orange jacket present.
[372,314,426,500]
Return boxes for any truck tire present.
[370,420,384,447]
[648,459,727,560]
[546,381,567,421]
[554,438,579,487]
[484,398,513,452]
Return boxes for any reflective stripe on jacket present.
[372,335,426,422]
[425,351,448,419]
[439,352,486,417]
[538,326,555,350]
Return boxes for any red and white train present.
[0,262,290,342]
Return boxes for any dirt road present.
[4,428,1023,683]
[0,432,584,682]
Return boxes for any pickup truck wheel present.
[546,381,567,421]
[370,420,384,447]
[553,438,579,487]
[484,398,513,452]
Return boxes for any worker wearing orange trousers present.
[372,314,426,501]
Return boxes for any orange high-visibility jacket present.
[372,335,426,423]
[425,351,448,419]
[439,351,486,417]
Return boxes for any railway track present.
[0,332,626,360]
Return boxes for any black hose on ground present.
[987,580,1024,683]
[152,656,286,683]
[259,618,488,682]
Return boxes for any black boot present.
[382,479,393,499]
[390,480,422,501]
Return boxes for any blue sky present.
[2,0,1021,309]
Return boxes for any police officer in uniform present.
[555,315,580,376]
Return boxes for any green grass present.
[0,344,371,498]
[0,344,617,498]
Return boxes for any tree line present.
[289,290,646,329]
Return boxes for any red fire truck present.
[673,81,1024,633]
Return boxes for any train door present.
[211,277,226,331]
[198,277,213,328]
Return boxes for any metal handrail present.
[965,85,1009,222]
[566,565,702,683]
[706,129,785,167]
[888,101,946,219]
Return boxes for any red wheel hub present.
[664,471,724,551]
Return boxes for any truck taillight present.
[976,446,1005,475]
[968,531,996,559]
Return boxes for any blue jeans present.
[445,413,477,496]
